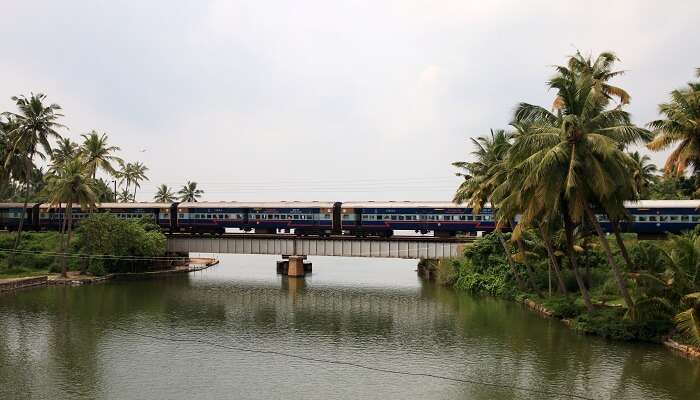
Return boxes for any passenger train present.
[0,200,699,237]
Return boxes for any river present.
[1,255,698,399]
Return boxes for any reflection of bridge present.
[167,234,472,277]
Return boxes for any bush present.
[574,308,674,342]
[435,258,458,286]
[74,213,167,273]
[87,259,107,276]
[541,296,585,319]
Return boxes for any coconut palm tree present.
[116,189,134,203]
[1,93,65,262]
[80,130,122,179]
[628,151,658,198]
[453,129,538,294]
[50,138,79,170]
[178,181,203,202]
[647,70,700,175]
[154,184,176,203]
[509,53,651,312]
[45,156,97,277]
[115,161,148,202]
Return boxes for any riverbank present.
[421,231,700,361]
[0,257,218,292]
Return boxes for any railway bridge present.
[166,234,472,277]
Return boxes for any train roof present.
[0,203,39,208]
[179,201,336,208]
[38,202,171,209]
[623,200,700,208]
[341,201,476,208]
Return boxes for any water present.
[1,255,698,400]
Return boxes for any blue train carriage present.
[245,201,336,235]
[599,200,700,237]
[0,203,40,231]
[176,202,249,234]
[38,202,167,230]
[340,201,496,237]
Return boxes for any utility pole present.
[112,180,117,202]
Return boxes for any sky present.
[1,1,698,202]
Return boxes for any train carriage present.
[37,203,170,230]
[176,202,339,235]
[601,200,700,235]
[0,203,40,231]
[341,202,495,237]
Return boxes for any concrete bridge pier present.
[276,255,312,277]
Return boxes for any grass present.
[0,267,50,280]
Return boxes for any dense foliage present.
[451,52,700,345]
[74,213,167,275]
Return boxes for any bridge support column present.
[276,255,312,277]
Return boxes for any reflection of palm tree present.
[46,156,97,277]
[80,130,122,179]
[2,93,65,264]
[154,184,176,203]
[178,181,203,202]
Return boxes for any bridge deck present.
[167,234,472,259]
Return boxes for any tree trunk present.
[514,236,543,297]
[496,231,527,291]
[611,220,636,272]
[539,224,567,294]
[61,202,72,278]
[562,203,594,312]
[9,157,33,267]
[584,205,634,312]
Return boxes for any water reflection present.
[0,255,699,399]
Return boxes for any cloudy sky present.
[2,1,698,201]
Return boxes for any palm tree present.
[647,70,700,175]
[116,189,134,203]
[115,161,148,202]
[1,93,64,262]
[628,151,658,198]
[50,138,79,170]
[453,130,538,294]
[130,161,148,201]
[154,184,176,203]
[178,181,203,202]
[509,52,651,312]
[80,130,122,179]
[45,156,97,277]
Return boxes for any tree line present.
[0,93,206,276]
[452,51,699,344]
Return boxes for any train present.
[1,200,699,237]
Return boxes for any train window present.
[324,214,330,219]
[397,215,404,221]
[648,216,657,222]
[459,215,466,221]
[255,215,261,220]
[475,215,482,221]
[692,216,700,222]
[638,216,647,222]
[681,215,690,222]
[670,216,680,222]
[659,216,669,222]
[483,215,491,221]
[292,215,299,219]
[466,215,473,221]
[390,215,397,220]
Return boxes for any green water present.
[1,255,698,399]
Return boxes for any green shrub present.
[574,308,673,342]
[435,258,458,286]
[87,259,107,276]
[74,213,167,273]
[541,296,584,319]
